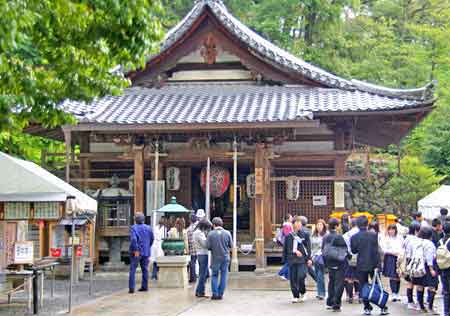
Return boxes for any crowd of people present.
[127,211,233,300]
[127,208,450,316]
[277,208,450,315]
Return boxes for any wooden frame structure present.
[28,0,435,270]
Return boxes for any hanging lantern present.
[286,176,300,201]
[246,174,256,199]
[200,166,230,198]
[166,167,181,191]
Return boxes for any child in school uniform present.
[381,224,403,302]
[412,227,439,314]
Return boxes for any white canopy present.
[418,185,450,220]
[0,152,97,214]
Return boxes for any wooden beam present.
[134,146,145,213]
[254,143,265,271]
[270,175,362,182]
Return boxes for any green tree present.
[385,156,443,216]
[0,0,164,160]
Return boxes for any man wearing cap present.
[187,214,199,283]
[129,213,154,293]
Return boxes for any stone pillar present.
[103,237,125,271]
[254,144,265,273]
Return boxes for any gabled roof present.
[61,83,432,126]
[151,0,435,102]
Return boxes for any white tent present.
[418,185,450,220]
[0,152,97,214]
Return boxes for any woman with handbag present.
[343,218,360,304]
[381,224,403,302]
[311,219,327,300]
[404,222,422,309]
[412,227,439,314]
[322,218,348,312]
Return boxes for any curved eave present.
[128,0,436,102]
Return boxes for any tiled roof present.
[61,83,431,125]
[158,0,435,102]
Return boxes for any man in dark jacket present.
[432,218,444,247]
[129,213,154,293]
[323,218,348,312]
[351,216,388,315]
[283,216,312,303]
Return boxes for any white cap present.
[196,209,206,218]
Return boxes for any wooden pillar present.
[263,147,273,242]
[134,146,145,213]
[63,128,72,183]
[254,144,265,272]
[79,132,90,191]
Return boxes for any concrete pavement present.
[70,273,443,316]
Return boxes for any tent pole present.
[205,157,210,220]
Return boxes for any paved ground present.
[0,271,444,316]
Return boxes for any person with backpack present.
[311,219,327,300]
[351,215,388,315]
[403,222,422,310]
[283,215,312,303]
[437,221,450,316]
[412,227,439,314]
[343,218,360,304]
[277,214,293,280]
[381,224,403,302]
[322,218,348,312]
[432,218,444,248]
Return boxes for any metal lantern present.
[200,166,230,198]
[286,176,300,201]
[246,174,256,199]
[166,167,181,191]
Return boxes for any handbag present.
[323,236,348,262]
[313,254,325,266]
[361,270,389,308]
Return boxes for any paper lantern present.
[286,176,300,201]
[166,167,181,191]
[200,166,230,198]
[246,174,256,198]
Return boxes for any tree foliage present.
[385,156,443,216]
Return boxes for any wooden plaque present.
[14,241,34,264]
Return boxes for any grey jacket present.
[206,227,232,264]
[193,229,209,256]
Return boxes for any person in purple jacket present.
[129,213,154,293]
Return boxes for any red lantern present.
[76,246,83,257]
[200,166,231,198]
[38,220,45,229]
[51,248,62,257]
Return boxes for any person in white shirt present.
[411,227,439,314]
[381,224,403,302]
[150,217,167,280]
[343,219,360,303]
[404,222,421,309]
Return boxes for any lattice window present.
[274,168,334,224]
[34,202,60,219]
[5,202,30,219]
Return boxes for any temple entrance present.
[190,165,251,232]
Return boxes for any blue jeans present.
[196,254,209,295]
[151,262,158,280]
[129,256,149,290]
[211,259,229,298]
[189,255,198,282]
[441,270,450,316]
[314,262,326,297]
[278,262,289,279]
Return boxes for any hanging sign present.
[334,182,345,208]
[200,166,230,198]
[166,167,181,191]
[286,176,300,201]
[246,174,256,198]
[313,195,327,206]
[14,241,34,264]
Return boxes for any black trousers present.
[357,270,374,310]
[289,263,307,298]
[327,266,345,308]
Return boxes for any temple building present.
[28,0,435,269]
